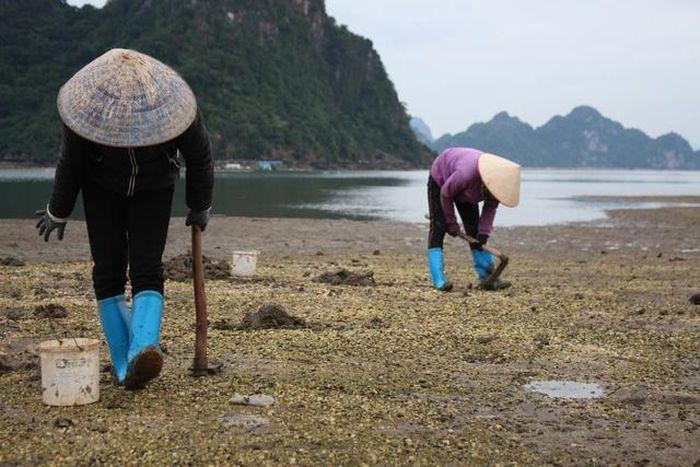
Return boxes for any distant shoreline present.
[0,162,427,172]
[3,161,700,173]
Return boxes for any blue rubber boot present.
[472,249,511,290]
[125,290,164,390]
[471,249,495,280]
[428,248,453,291]
[97,295,130,384]
[117,297,131,328]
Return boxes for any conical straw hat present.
[478,153,521,207]
[57,48,197,147]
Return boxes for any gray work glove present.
[35,207,67,241]
[185,208,210,232]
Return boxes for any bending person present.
[427,147,520,291]
[35,49,214,389]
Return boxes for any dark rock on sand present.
[314,269,376,286]
[33,304,68,319]
[53,418,74,429]
[0,257,25,266]
[690,293,700,305]
[240,304,306,330]
[164,253,230,282]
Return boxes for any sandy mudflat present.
[0,203,698,465]
[2,200,699,263]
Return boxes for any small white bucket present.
[231,250,260,276]
[40,338,100,406]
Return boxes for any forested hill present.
[0,0,431,167]
[430,107,700,170]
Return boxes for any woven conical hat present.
[57,48,197,147]
[478,153,521,207]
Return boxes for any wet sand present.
[0,203,698,464]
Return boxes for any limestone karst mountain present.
[0,0,431,167]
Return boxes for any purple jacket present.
[429,147,499,236]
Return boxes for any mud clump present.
[240,304,306,330]
[533,333,550,348]
[690,293,700,305]
[164,253,230,282]
[33,304,68,319]
[0,354,38,374]
[212,319,238,331]
[314,268,376,286]
[364,317,386,329]
[0,257,25,266]
[5,308,27,320]
[476,334,498,345]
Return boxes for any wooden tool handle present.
[192,225,208,371]
[458,232,504,259]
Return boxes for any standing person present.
[427,147,520,291]
[35,49,214,389]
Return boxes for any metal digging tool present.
[458,232,510,289]
[190,224,223,377]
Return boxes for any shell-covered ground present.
[0,205,698,465]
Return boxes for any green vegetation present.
[0,0,431,167]
[430,106,700,169]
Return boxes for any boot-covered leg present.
[117,297,131,328]
[98,295,130,384]
[472,250,511,291]
[471,249,494,280]
[428,248,453,291]
[125,290,164,390]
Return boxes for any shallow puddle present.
[524,380,605,399]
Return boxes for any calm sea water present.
[1,168,699,225]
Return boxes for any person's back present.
[429,147,482,188]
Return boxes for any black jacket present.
[48,112,214,218]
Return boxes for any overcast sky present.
[68,0,699,146]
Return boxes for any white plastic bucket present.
[40,338,100,406]
[231,250,260,276]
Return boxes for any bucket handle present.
[47,315,84,351]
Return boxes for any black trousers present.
[83,182,174,300]
[427,177,479,249]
